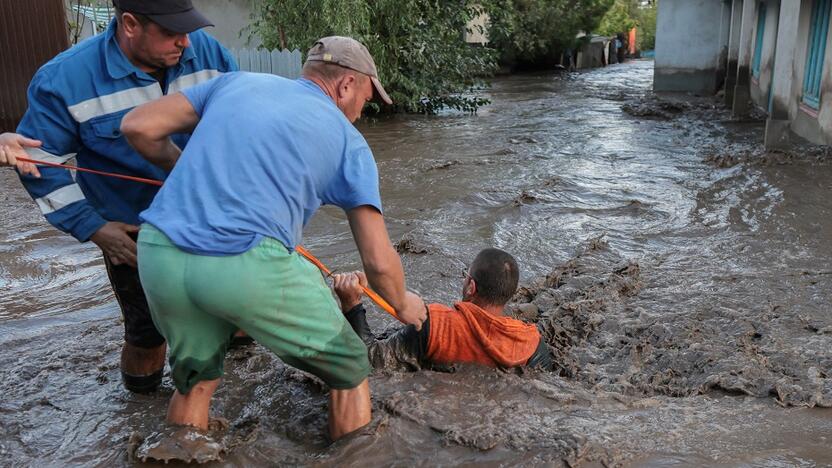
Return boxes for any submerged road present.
[1,60,831,466]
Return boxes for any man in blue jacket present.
[6,0,237,393]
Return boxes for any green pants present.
[137,224,369,394]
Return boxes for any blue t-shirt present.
[140,72,383,256]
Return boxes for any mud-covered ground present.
[2,60,831,466]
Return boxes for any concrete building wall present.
[733,0,761,115]
[791,0,832,144]
[659,0,832,147]
[725,0,745,105]
[750,0,781,111]
[765,0,804,147]
[717,0,734,90]
[789,1,814,126]
[654,0,728,93]
[755,0,832,146]
[760,0,832,147]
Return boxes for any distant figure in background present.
[563,48,575,72]
[616,34,627,63]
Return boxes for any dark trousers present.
[103,257,165,349]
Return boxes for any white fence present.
[231,48,303,79]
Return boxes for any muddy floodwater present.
[2,60,832,466]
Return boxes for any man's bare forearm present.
[121,93,198,171]
[347,206,425,327]
[360,243,407,312]
[128,136,181,171]
[347,206,407,310]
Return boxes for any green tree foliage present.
[597,0,658,50]
[637,1,658,50]
[251,0,620,113]
[253,0,495,113]
[598,0,637,36]
[486,0,614,66]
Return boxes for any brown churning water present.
[1,60,832,466]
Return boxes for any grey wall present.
[198,0,261,49]
[725,0,745,105]
[810,0,832,145]
[717,0,733,87]
[791,0,832,144]
[654,0,728,93]
[750,0,781,110]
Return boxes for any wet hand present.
[91,222,140,268]
[0,133,43,177]
[399,291,427,330]
[333,272,365,310]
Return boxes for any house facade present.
[655,0,832,148]
[654,0,732,94]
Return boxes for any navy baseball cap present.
[113,0,213,33]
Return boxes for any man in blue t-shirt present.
[121,36,427,441]
[2,0,237,394]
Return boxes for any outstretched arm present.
[347,206,426,328]
[15,72,109,244]
[121,93,199,171]
[332,272,429,371]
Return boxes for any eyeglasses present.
[461,268,474,282]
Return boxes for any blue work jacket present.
[17,19,237,241]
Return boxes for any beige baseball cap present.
[305,36,392,105]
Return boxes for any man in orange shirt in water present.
[333,248,553,371]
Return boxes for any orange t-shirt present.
[425,301,540,368]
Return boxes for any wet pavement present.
[1,60,831,466]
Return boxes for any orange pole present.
[295,246,400,321]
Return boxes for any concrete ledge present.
[724,59,738,106]
[732,84,751,117]
[791,106,830,146]
[724,76,736,106]
[654,69,719,94]
[764,119,791,149]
